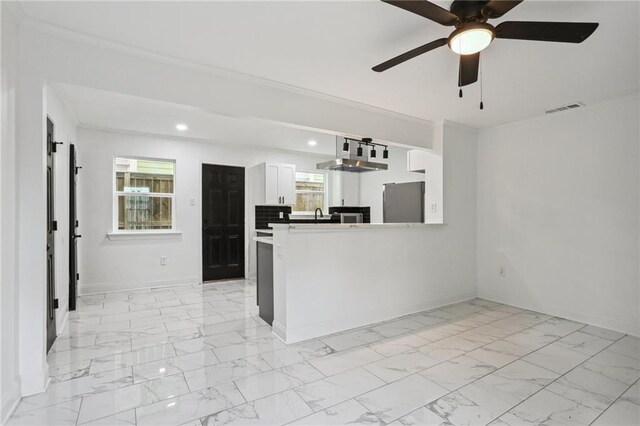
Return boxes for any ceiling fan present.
[373,0,599,96]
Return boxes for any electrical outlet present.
[431,203,437,213]
[189,198,196,206]
[160,256,167,266]
[279,212,284,219]
[499,266,505,277]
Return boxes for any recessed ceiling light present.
[308,140,317,146]
[176,124,188,131]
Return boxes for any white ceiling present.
[24,1,639,128]
[54,83,338,156]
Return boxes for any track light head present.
[357,144,363,157]
[343,141,350,152]
[383,147,389,159]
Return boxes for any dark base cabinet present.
[257,241,274,326]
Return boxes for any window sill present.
[106,231,182,241]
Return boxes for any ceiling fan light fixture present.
[448,23,495,55]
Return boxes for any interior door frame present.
[199,161,249,284]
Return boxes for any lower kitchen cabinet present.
[256,240,274,325]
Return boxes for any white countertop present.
[269,223,444,232]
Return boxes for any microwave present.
[339,213,363,224]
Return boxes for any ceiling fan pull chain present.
[479,54,484,110]
[458,56,463,98]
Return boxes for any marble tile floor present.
[7,279,639,426]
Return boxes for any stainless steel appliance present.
[383,181,425,223]
[339,213,363,224]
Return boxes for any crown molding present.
[16,9,433,127]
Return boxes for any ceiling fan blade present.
[382,0,459,26]
[482,1,523,19]
[495,21,599,43]
[373,38,447,72]
[459,53,480,87]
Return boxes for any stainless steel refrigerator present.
[383,181,425,223]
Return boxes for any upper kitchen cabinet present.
[407,149,430,173]
[253,162,296,205]
[340,172,359,206]
[330,171,359,206]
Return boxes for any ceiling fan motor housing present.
[450,0,491,20]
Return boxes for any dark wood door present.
[69,144,80,311]
[202,164,245,281]
[46,118,57,352]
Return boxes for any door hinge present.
[52,220,58,231]
[52,141,64,153]
[54,298,59,309]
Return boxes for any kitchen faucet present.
[314,208,323,223]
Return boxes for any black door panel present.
[69,144,79,311]
[46,118,57,353]
[202,164,245,281]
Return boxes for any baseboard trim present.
[279,292,476,344]
[478,290,640,337]
[20,366,50,397]
[78,277,200,295]
[272,321,287,343]
[1,377,21,424]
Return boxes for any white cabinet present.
[264,163,280,204]
[340,173,359,206]
[277,164,296,205]
[407,149,430,173]
[255,162,296,205]
[330,172,360,207]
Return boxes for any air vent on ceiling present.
[545,102,585,114]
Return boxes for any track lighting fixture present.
[341,137,389,160]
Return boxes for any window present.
[294,171,327,212]
[114,157,175,231]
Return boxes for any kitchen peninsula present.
[266,222,475,344]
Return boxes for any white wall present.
[477,96,640,336]
[1,4,22,422]
[46,86,78,334]
[359,146,425,223]
[76,128,332,294]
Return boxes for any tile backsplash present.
[255,205,291,229]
